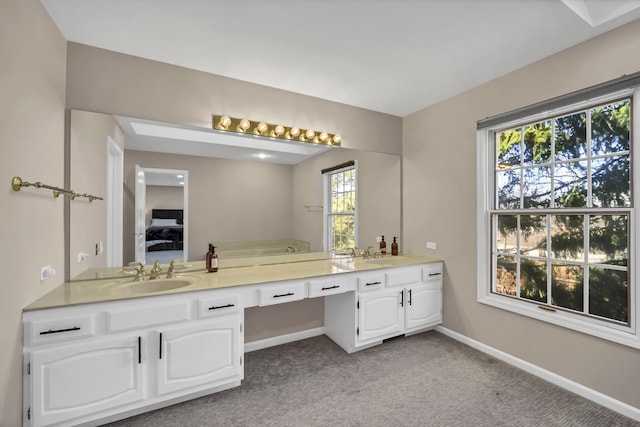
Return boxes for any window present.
[477,85,640,348]
[324,163,357,252]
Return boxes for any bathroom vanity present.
[22,254,442,426]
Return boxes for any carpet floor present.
[105,331,639,426]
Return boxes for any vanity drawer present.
[28,315,95,346]
[198,295,241,318]
[308,276,353,298]
[386,266,421,288]
[258,281,304,306]
[357,272,386,292]
[422,262,444,283]
[106,301,191,333]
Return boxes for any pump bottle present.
[391,236,399,256]
[380,235,387,255]
[206,244,219,273]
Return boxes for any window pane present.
[591,99,630,155]
[497,127,521,168]
[589,267,628,323]
[589,215,628,266]
[523,121,551,165]
[554,161,587,208]
[551,263,583,312]
[591,156,630,208]
[551,215,584,261]
[555,112,587,160]
[523,166,551,208]
[345,192,355,212]
[495,215,517,254]
[520,258,547,303]
[496,169,521,209]
[496,255,517,296]
[521,215,546,257]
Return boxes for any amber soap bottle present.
[391,236,399,256]
[380,235,387,255]
[206,244,218,272]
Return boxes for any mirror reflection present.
[69,110,401,281]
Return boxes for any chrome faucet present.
[149,260,162,280]
[361,246,374,259]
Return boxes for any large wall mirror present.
[68,110,401,281]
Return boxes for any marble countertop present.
[25,254,441,311]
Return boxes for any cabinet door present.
[157,317,242,396]
[405,283,442,331]
[30,335,144,427]
[358,288,403,342]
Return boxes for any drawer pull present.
[321,285,340,291]
[428,272,442,277]
[209,303,235,310]
[159,333,163,359]
[138,337,142,364]
[408,289,413,306]
[400,290,404,307]
[39,326,81,335]
[274,292,294,298]
[366,281,381,286]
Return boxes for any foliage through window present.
[327,167,356,252]
[492,98,631,324]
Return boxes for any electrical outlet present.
[99,241,104,255]
[426,241,437,250]
[375,236,382,243]
[40,265,56,281]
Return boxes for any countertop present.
[24,253,441,311]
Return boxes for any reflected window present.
[325,164,357,252]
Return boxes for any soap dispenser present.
[391,237,399,256]
[380,235,387,255]
[206,244,219,273]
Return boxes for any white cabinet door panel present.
[358,289,403,342]
[157,317,241,396]
[406,283,442,331]
[30,336,144,427]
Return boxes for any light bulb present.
[319,132,329,142]
[290,127,301,138]
[332,134,342,145]
[255,122,268,135]
[218,115,231,129]
[237,119,250,132]
[305,129,316,140]
[271,124,285,137]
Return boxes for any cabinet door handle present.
[39,326,80,335]
[159,333,163,359]
[274,292,294,298]
[400,290,404,307]
[365,281,381,286]
[321,285,340,291]
[138,337,142,364]
[409,289,413,306]
[429,272,442,277]
[209,303,235,310]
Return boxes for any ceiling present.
[42,0,640,117]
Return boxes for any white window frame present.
[323,163,358,253]
[477,87,640,349]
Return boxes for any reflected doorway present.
[134,166,189,265]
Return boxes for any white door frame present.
[134,166,189,264]
[106,137,123,267]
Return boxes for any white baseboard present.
[245,327,325,353]
[435,326,640,422]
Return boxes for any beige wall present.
[65,43,402,155]
[0,0,67,424]
[403,19,640,409]
[69,110,125,278]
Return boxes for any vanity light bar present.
[213,115,342,147]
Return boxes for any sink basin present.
[101,276,198,296]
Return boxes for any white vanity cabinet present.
[23,291,243,427]
[325,261,443,353]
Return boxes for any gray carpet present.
[105,331,639,426]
